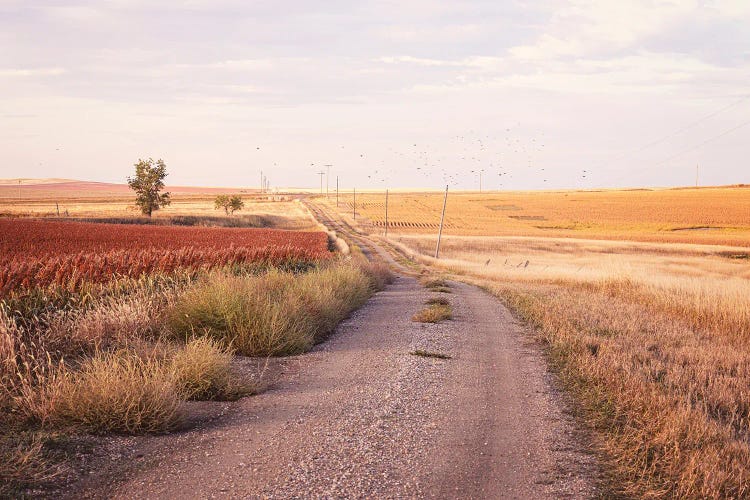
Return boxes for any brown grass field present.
[326,187,750,498]
[326,185,750,247]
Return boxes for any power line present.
[635,96,748,154]
[316,171,325,194]
[324,164,332,198]
[654,118,750,166]
[602,95,749,176]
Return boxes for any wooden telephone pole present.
[317,171,325,194]
[384,189,389,237]
[324,164,333,198]
[435,185,448,258]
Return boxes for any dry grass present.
[50,350,184,434]
[45,291,168,357]
[0,434,60,496]
[396,233,750,498]
[168,262,384,356]
[169,337,245,401]
[412,303,452,323]
[326,187,750,247]
[421,277,451,293]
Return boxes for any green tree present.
[127,158,171,217]
[214,194,244,215]
[229,195,244,214]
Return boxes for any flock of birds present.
[256,128,592,191]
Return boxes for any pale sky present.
[1,0,749,190]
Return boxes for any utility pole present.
[435,185,448,259]
[317,171,325,194]
[384,189,389,238]
[353,187,356,220]
[324,164,332,199]
[336,176,339,207]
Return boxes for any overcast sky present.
[1,0,749,190]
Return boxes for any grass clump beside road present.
[168,261,389,356]
[421,278,451,293]
[45,350,184,434]
[170,337,249,401]
[412,302,452,323]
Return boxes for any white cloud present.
[172,59,279,71]
[508,0,699,60]
[377,56,458,67]
[0,67,66,77]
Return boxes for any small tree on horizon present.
[214,194,244,215]
[127,158,171,217]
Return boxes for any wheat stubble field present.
[324,186,750,498]
[342,186,750,246]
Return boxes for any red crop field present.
[0,219,330,295]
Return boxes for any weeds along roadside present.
[0,254,391,494]
[488,280,750,499]
[391,238,750,499]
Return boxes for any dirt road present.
[72,202,598,499]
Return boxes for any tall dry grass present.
[0,434,60,496]
[50,350,184,434]
[396,234,750,498]
[168,262,389,356]
[170,336,247,401]
[1,258,390,492]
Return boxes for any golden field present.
[317,184,750,496]
[388,233,750,497]
[326,186,750,247]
